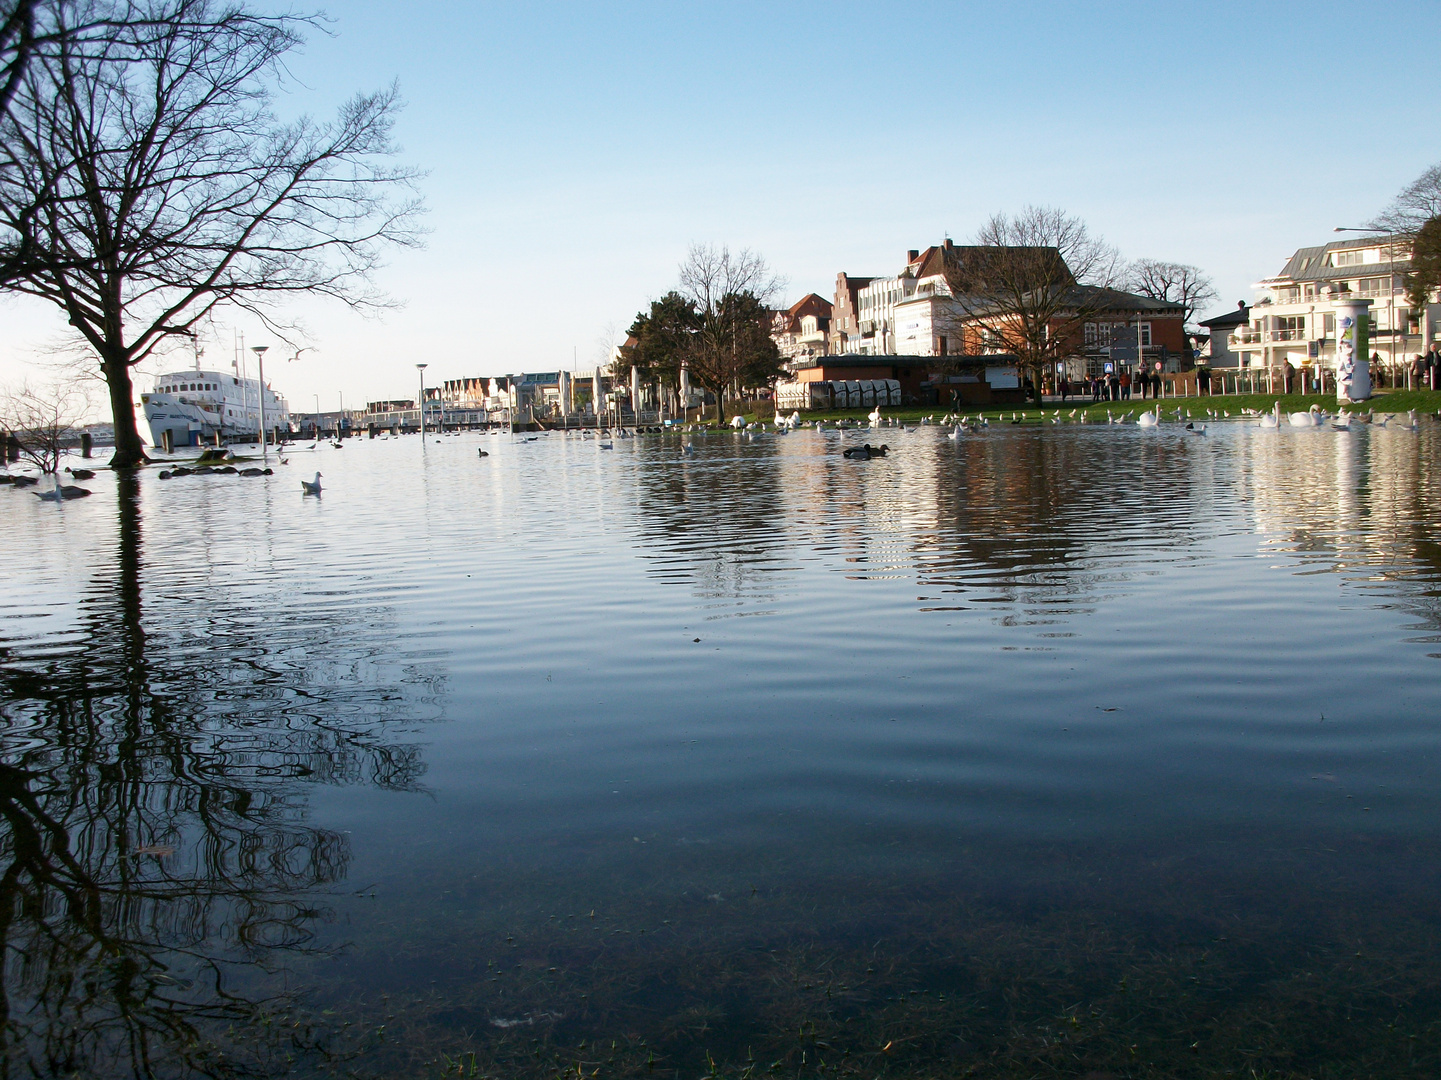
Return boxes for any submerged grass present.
[282,836,1441,1080]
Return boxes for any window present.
[1323,313,1335,334]
[1358,277,1386,297]
[1333,250,1363,266]
[1275,315,1306,340]
[1139,322,1152,347]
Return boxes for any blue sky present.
[4,0,1440,411]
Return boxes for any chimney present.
[944,238,953,250]
[1237,300,1246,309]
[907,249,919,263]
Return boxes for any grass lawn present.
[764,388,1441,426]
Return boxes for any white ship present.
[141,367,291,449]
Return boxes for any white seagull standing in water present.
[301,472,322,495]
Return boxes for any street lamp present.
[251,345,269,463]
[1335,226,1404,386]
[416,363,428,436]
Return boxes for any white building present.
[852,245,961,356]
[1229,236,1438,379]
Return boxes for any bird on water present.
[301,472,322,495]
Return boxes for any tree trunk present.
[102,353,149,468]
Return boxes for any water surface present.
[3,420,1440,1078]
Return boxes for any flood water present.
[3,419,1441,1079]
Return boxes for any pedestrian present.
[1119,371,1131,400]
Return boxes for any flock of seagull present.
[4,402,1430,502]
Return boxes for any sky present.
[3,0,1441,417]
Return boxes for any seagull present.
[682,442,695,456]
[301,471,322,495]
[599,440,613,450]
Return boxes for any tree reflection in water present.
[0,473,437,1078]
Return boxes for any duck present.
[35,484,91,501]
[682,442,695,456]
[239,467,266,477]
[10,475,38,488]
[843,443,889,460]
[1136,408,1159,428]
[301,471,322,495]
[1258,402,1281,429]
[65,467,96,480]
[599,441,613,450]
[477,449,489,457]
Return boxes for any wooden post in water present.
[81,433,93,458]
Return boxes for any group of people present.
[1415,348,1441,390]
[1056,370,1165,403]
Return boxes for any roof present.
[1198,305,1250,329]
[787,293,833,317]
[1271,237,1409,283]
[961,284,1184,319]
[792,355,930,371]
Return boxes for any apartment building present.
[1227,236,1438,375]
[772,293,834,363]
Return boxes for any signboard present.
[1108,326,1139,363]
[1103,361,1114,374]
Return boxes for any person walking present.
[1119,371,1131,400]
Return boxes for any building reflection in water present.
[624,426,1441,645]
[0,473,440,1078]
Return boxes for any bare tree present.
[1369,162,1441,234]
[942,207,1124,398]
[1125,258,1217,328]
[0,376,91,471]
[676,243,783,422]
[0,0,424,468]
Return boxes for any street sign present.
[1109,326,1139,363]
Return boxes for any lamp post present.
[416,363,427,436]
[251,345,269,463]
[1335,226,1402,386]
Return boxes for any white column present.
[1335,298,1373,403]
